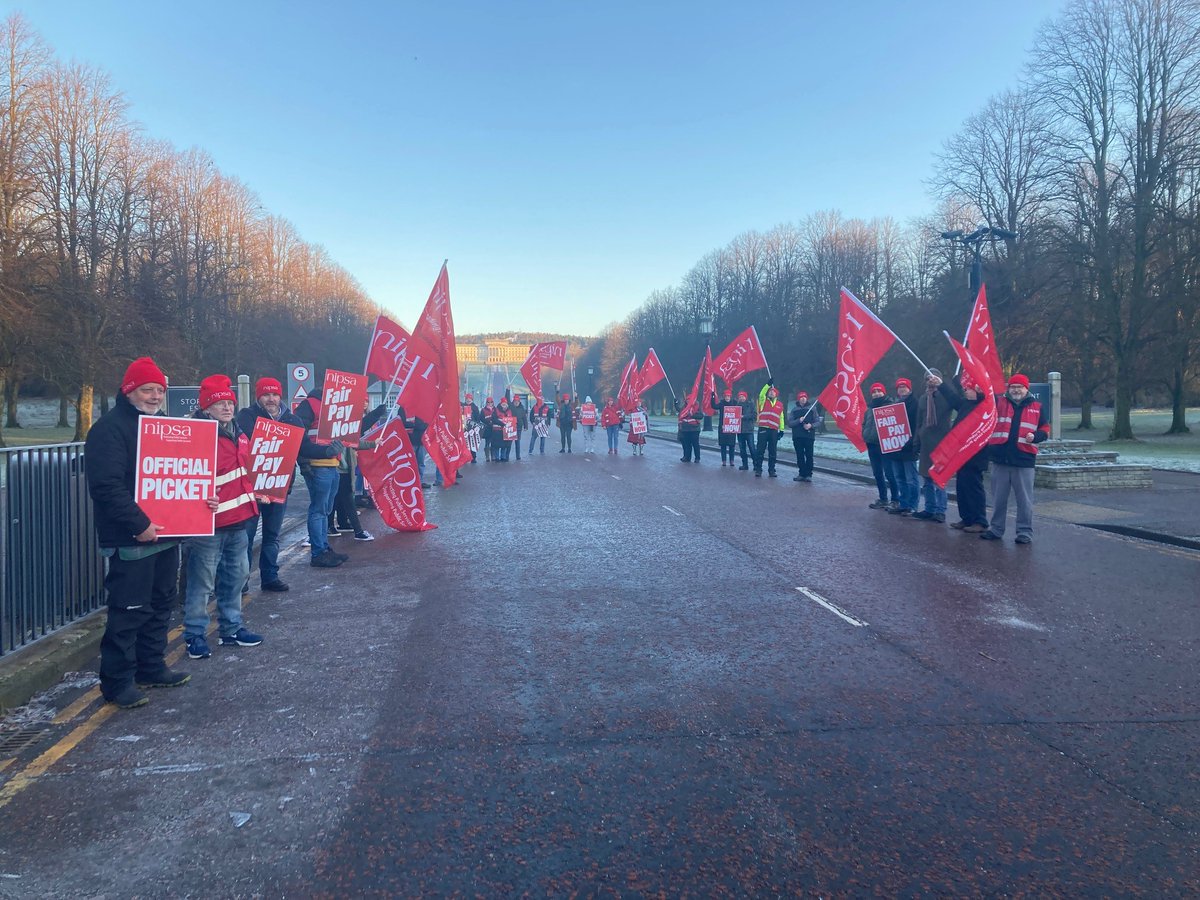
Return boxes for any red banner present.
[247,418,304,501]
[134,416,217,537]
[817,288,897,452]
[412,264,467,486]
[358,418,436,532]
[364,314,441,423]
[962,284,1005,395]
[929,336,999,489]
[681,348,717,418]
[872,402,912,454]
[518,342,567,404]
[721,406,743,434]
[636,348,667,394]
[617,355,639,412]
[712,326,769,387]
[315,370,368,447]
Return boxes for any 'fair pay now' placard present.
[315,370,368,447]
[873,401,912,453]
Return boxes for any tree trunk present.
[1109,353,1136,441]
[0,371,7,448]
[1165,366,1191,435]
[3,377,18,427]
[100,392,109,415]
[58,392,70,428]
[1077,399,1094,430]
[72,384,93,444]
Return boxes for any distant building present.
[456,338,532,365]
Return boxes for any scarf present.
[924,384,938,427]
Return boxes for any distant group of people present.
[459,393,651,460]
[684,383,819,481]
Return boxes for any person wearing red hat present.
[675,393,704,462]
[578,396,599,453]
[85,357,194,708]
[295,372,350,567]
[946,373,990,533]
[510,393,529,460]
[461,393,482,462]
[735,389,756,470]
[913,368,954,524]
[480,397,499,461]
[787,390,821,482]
[182,375,264,660]
[600,396,622,454]
[557,393,575,453]
[753,381,785,477]
[886,377,920,516]
[236,377,312,593]
[626,396,648,456]
[861,382,900,509]
[981,373,1049,545]
[713,388,737,466]
[528,395,550,455]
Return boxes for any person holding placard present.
[528,396,551,455]
[296,382,348,567]
[182,375,264,661]
[461,393,482,463]
[626,397,648,456]
[86,357,196,709]
[713,389,737,466]
[510,394,528,460]
[886,378,920,517]
[861,383,900,510]
[578,396,598,452]
[557,394,575,453]
[494,397,517,461]
[600,397,622,454]
[735,390,756,470]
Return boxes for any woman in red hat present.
[885,377,920,516]
[557,393,575,453]
[861,382,900,509]
[626,396,648,456]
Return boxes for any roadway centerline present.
[795,586,868,627]
[662,505,683,517]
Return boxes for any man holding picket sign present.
[86,357,202,709]
[295,370,353,569]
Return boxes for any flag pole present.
[841,286,932,375]
[954,286,983,376]
[751,325,772,379]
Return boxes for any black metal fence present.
[0,443,105,655]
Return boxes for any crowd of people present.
[87,355,1049,710]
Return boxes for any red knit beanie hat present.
[120,357,166,394]
[796,390,808,401]
[870,382,886,393]
[255,377,282,398]
[1008,374,1030,389]
[896,377,912,390]
[199,374,236,409]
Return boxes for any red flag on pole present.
[617,354,639,412]
[682,347,717,417]
[519,341,567,403]
[412,264,466,486]
[711,326,770,387]
[358,418,436,532]
[364,315,441,423]
[816,288,898,452]
[962,285,1005,394]
[929,335,999,489]
[636,348,667,394]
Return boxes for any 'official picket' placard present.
[135,416,217,537]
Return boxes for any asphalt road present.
[1,439,1197,897]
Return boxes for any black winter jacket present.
[84,393,155,548]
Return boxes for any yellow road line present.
[53,689,101,725]
[0,703,116,810]
[0,758,15,774]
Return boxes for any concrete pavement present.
[0,439,1197,895]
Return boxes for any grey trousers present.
[989,463,1035,536]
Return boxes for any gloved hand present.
[327,439,345,457]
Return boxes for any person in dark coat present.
[947,375,990,533]
[861,382,900,510]
[735,389,757,470]
[676,396,703,462]
[788,390,821,482]
[713,389,737,466]
[557,393,575,453]
[461,393,482,463]
[528,397,551,455]
[885,377,920,516]
[509,395,528,460]
[981,374,1050,544]
[84,357,196,708]
[913,368,956,523]
[479,397,498,461]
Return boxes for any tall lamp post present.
[940,225,1018,294]
[699,315,714,431]
[587,366,594,400]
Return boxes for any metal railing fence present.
[0,443,105,655]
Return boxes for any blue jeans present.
[921,476,948,515]
[529,431,545,453]
[302,466,339,558]
[887,457,919,510]
[184,528,249,640]
[867,444,898,502]
[606,424,620,451]
[244,499,287,586]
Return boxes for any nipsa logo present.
[145,420,192,440]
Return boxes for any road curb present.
[0,610,106,713]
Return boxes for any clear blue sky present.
[13,0,1061,335]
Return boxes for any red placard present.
[135,416,217,537]
[315,370,368,447]
[721,406,743,434]
[630,411,648,435]
[502,416,518,441]
[579,403,597,426]
[873,402,912,453]
[247,418,305,501]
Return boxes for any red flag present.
[711,326,769,387]
[358,418,436,532]
[364,314,441,422]
[617,355,639,412]
[929,336,999,489]
[412,264,467,486]
[682,347,717,417]
[636,348,667,394]
[962,285,1005,394]
[519,341,568,403]
[816,288,897,452]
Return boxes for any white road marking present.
[795,587,868,627]
[611,475,621,480]
[662,505,683,517]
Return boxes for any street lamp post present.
[699,315,714,431]
[587,366,594,400]
[940,226,1017,294]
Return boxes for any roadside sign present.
[166,386,200,419]
[287,362,315,412]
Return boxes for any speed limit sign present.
[287,362,315,411]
